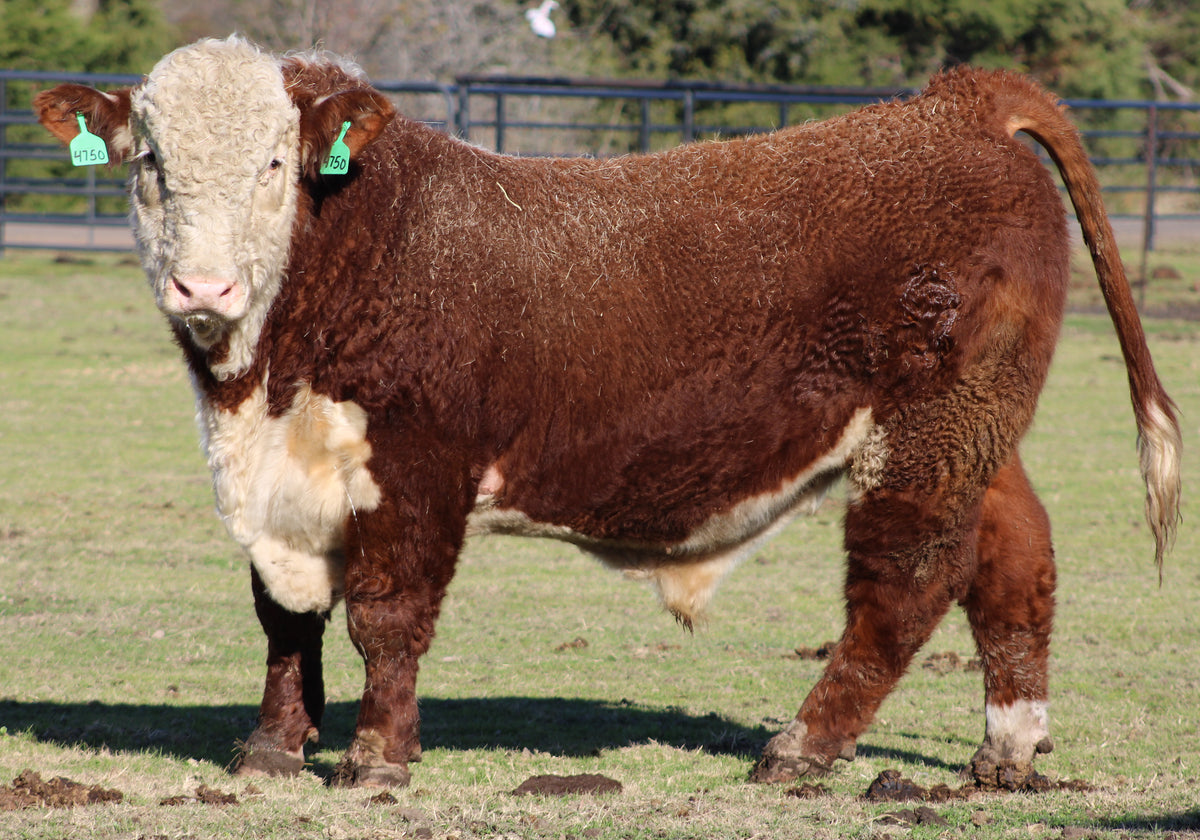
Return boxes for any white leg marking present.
[983,699,1051,760]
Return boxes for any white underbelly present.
[467,406,875,625]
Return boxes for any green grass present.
[0,249,1198,838]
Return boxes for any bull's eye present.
[133,150,163,207]
[259,157,285,186]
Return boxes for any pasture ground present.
[1,247,1198,839]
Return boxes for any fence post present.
[681,90,695,144]
[0,78,7,258]
[494,92,506,155]
[456,84,471,141]
[1138,103,1159,308]
[639,99,651,153]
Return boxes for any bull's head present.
[35,36,395,380]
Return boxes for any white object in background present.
[526,0,559,38]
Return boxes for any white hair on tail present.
[1140,398,1183,575]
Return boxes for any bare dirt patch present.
[0,769,123,810]
[785,782,832,799]
[876,805,951,827]
[862,769,1095,831]
[511,773,623,796]
[554,636,589,652]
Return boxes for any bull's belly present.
[466,407,875,624]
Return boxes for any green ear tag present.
[320,121,352,175]
[70,113,109,166]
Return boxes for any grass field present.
[1,247,1198,839]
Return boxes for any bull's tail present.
[993,73,1182,573]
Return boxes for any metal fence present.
[2,69,1197,253]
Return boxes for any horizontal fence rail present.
[2,69,1197,254]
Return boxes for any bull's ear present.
[298,88,395,178]
[33,84,134,164]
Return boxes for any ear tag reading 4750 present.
[70,113,108,166]
[320,121,352,175]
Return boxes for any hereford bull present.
[35,36,1180,790]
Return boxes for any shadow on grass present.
[1091,811,1200,833]
[0,696,774,770]
[852,742,963,774]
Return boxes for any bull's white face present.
[129,39,301,380]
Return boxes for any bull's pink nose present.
[170,274,239,315]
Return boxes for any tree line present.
[2,0,1196,103]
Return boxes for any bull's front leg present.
[333,466,466,788]
[234,567,328,777]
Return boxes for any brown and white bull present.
[36,36,1181,789]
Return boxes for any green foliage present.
[856,0,1144,98]
[0,0,90,73]
[562,0,908,87]
[0,1,174,219]
[1144,0,1200,93]
[0,0,175,74]
[558,0,1175,101]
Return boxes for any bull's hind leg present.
[750,490,978,782]
[752,337,1043,784]
[962,453,1056,789]
[234,567,328,777]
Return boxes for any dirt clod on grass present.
[785,782,831,799]
[877,805,950,827]
[865,769,969,803]
[791,641,838,660]
[511,773,623,796]
[864,768,1092,804]
[0,769,123,810]
[789,645,981,674]
[921,650,982,674]
[159,784,239,806]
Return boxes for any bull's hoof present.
[231,746,306,778]
[749,721,844,784]
[970,754,1035,791]
[749,753,821,784]
[969,737,1052,791]
[332,757,411,789]
[333,731,415,788]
